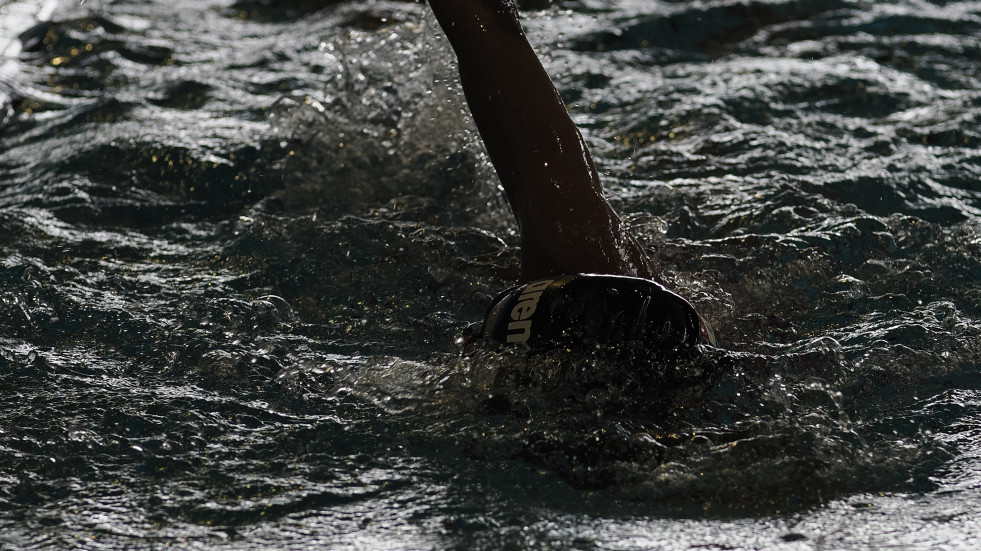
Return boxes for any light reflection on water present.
[1,0,980,548]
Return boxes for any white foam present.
[0,0,60,58]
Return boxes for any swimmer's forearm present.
[429,0,600,203]
[428,0,525,51]
[428,0,658,281]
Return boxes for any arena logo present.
[506,279,553,343]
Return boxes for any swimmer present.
[428,0,716,353]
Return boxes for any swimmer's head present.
[481,274,709,360]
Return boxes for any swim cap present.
[482,274,714,357]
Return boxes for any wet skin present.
[428,0,661,283]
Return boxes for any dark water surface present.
[1,0,980,548]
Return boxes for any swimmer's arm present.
[428,0,658,281]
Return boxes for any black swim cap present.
[482,274,710,357]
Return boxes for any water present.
[0,0,979,548]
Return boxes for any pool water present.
[1,0,980,548]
